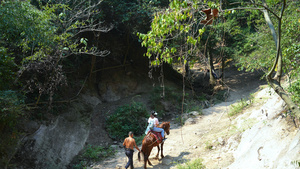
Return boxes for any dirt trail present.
[92,68,266,169]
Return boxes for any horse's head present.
[162,122,170,135]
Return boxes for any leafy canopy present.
[233,0,300,77]
[137,0,218,67]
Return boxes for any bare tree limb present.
[229,2,279,19]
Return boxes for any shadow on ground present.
[133,151,191,169]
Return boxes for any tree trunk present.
[208,51,215,85]
[262,0,283,83]
[267,77,300,125]
[221,55,225,85]
[265,0,300,126]
[185,60,190,78]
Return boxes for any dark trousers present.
[125,149,134,169]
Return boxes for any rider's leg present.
[153,127,164,138]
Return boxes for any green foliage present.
[0,47,16,90]
[137,0,218,67]
[228,98,252,117]
[288,79,300,106]
[205,141,214,150]
[149,86,181,117]
[175,116,185,125]
[106,102,148,140]
[284,43,300,78]
[150,86,205,120]
[176,158,206,169]
[82,145,115,161]
[0,0,68,99]
[291,160,300,167]
[134,134,146,146]
[0,90,26,167]
[213,90,229,103]
[72,145,116,169]
[0,0,57,59]
[0,0,107,104]
[0,91,25,126]
[233,0,300,76]
[101,0,168,34]
[183,97,203,114]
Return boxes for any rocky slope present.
[91,75,299,169]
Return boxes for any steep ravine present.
[14,67,299,169]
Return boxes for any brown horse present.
[138,121,170,169]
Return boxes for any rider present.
[147,111,166,141]
[145,112,154,134]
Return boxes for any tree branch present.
[229,2,279,19]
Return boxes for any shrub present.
[288,79,300,106]
[72,145,116,169]
[176,158,206,169]
[214,89,229,103]
[0,90,26,167]
[82,145,115,161]
[0,47,16,90]
[106,101,148,140]
[149,86,181,117]
[135,134,146,145]
[227,98,252,117]
[183,98,203,114]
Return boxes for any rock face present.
[228,89,300,169]
[15,102,92,169]
[97,69,141,102]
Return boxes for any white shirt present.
[148,117,159,127]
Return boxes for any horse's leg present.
[144,159,147,169]
[145,153,152,167]
[147,160,153,167]
[144,153,148,169]
[161,142,164,158]
[147,157,153,166]
[155,145,160,159]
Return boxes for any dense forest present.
[0,0,299,168]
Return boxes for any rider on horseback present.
[146,111,167,142]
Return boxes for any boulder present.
[15,102,92,169]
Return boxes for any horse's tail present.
[138,151,144,162]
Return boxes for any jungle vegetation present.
[0,0,299,167]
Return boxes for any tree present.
[0,0,111,166]
[138,0,300,124]
[262,0,300,123]
[227,0,300,124]
[138,0,222,87]
[0,0,111,105]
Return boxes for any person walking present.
[123,131,141,169]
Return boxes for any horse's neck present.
[158,122,165,129]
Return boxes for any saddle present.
[147,130,163,144]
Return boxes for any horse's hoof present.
[161,155,164,158]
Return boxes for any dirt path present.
[92,68,266,169]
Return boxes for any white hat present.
[152,111,158,116]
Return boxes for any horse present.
[138,121,170,169]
